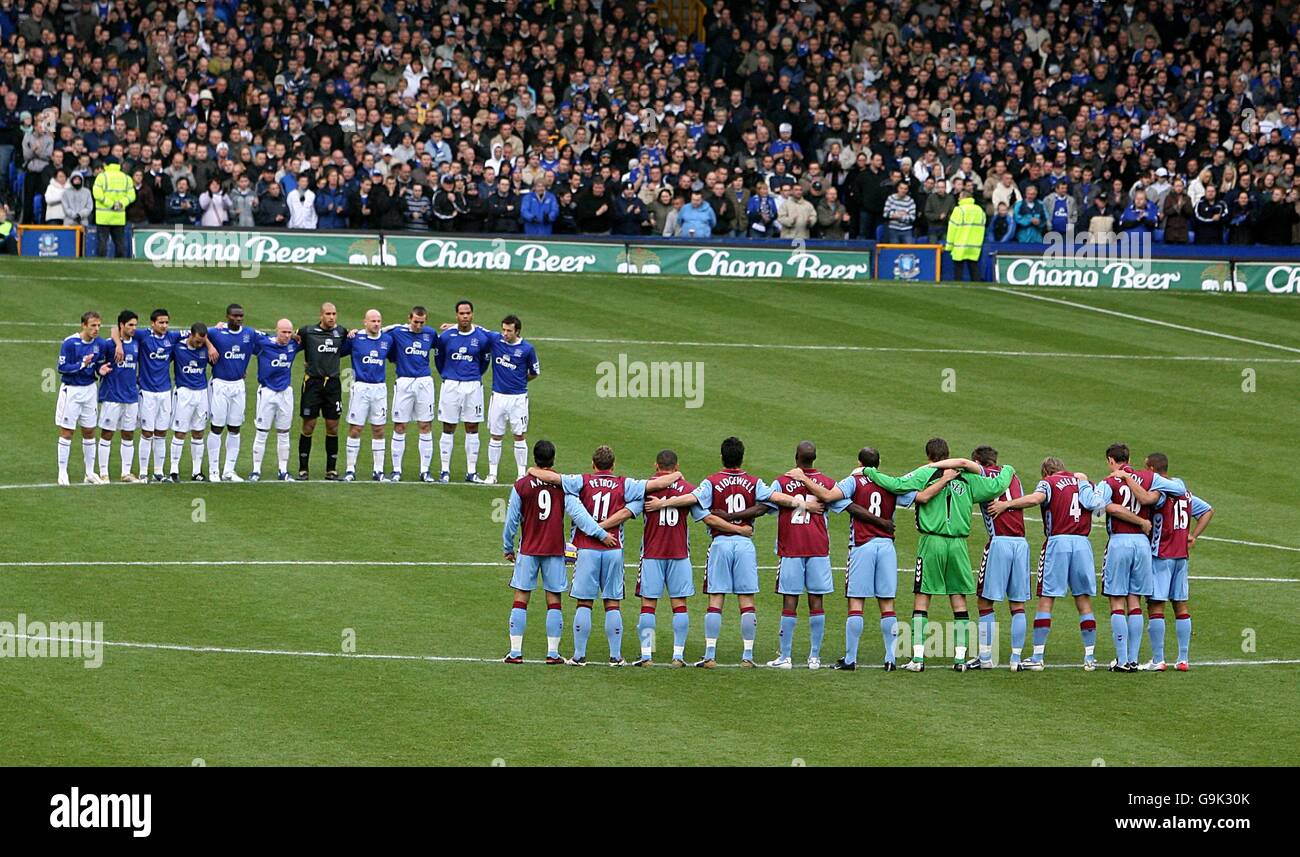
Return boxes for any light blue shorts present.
[978,536,1030,603]
[1103,534,1154,597]
[510,554,568,593]
[775,555,833,595]
[845,540,898,599]
[1151,557,1189,602]
[637,558,694,599]
[703,536,759,595]
[1037,535,1096,598]
[571,549,625,600]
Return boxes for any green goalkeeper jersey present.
[863,465,1016,538]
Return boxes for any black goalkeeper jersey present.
[297,324,349,379]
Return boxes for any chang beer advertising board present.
[385,235,625,273]
[133,228,389,272]
[1233,262,1300,294]
[631,244,874,280]
[995,254,1234,291]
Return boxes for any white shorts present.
[172,387,210,433]
[488,392,529,436]
[55,383,98,430]
[347,381,388,426]
[392,375,436,424]
[139,389,173,432]
[208,378,247,427]
[438,379,484,424]
[255,386,294,431]
[98,401,139,432]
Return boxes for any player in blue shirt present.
[205,304,257,481]
[384,307,439,482]
[482,314,539,485]
[250,319,302,481]
[131,309,199,481]
[168,323,216,481]
[344,309,394,481]
[434,300,490,483]
[55,311,113,485]
[96,310,142,482]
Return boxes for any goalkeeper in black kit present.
[296,302,351,480]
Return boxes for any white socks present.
[206,432,221,473]
[97,438,112,475]
[153,437,167,475]
[345,436,361,473]
[224,432,240,475]
[276,432,290,473]
[170,438,185,474]
[119,438,134,475]
[138,435,152,476]
[418,431,433,473]
[465,433,480,474]
[487,438,502,478]
[391,431,406,474]
[82,438,96,474]
[513,440,527,476]
[57,437,71,476]
[372,438,385,473]
[189,438,203,475]
[439,432,453,473]
[252,430,268,474]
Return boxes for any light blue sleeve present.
[689,503,709,522]
[501,488,522,553]
[1150,473,1186,496]
[1190,495,1212,517]
[692,480,713,508]
[896,491,917,508]
[755,478,774,502]
[1078,480,1104,512]
[564,494,607,539]
[828,496,851,514]
[560,473,584,495]
[625,500,645,518]
[1095,480,1115,506]
[836,475,856,500]
[623,478,646,503]
[1035,479,1051,501]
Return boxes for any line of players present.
[53,301,540,485]
[501,436,1213,673]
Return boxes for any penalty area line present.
[1,634,1296,670]
[294,265,383,290]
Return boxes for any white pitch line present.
[0,559,1291,583]
[294,265,383,290]
[990,287,1300,354]
[2,634,1296,670]
[1199,535,1300,552]
[0,273,357,290]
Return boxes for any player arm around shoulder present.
[914,468,959,504]
[564,493,618,548]
[1106,502,1152,533]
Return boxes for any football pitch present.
[1,257,1297,766]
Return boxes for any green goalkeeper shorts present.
[913,534,974,595]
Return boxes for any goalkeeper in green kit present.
[862,438,1015,672]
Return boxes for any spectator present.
[553,189,579,235]
[127,170,154,226]
[1160,179,1195,245]
[349,179,376,229]
[923,181,956,242]
[777,184,816,241]
[1119,190,1159,235]
[521,182,559,236]
[1012,186,1047,243]
[253,181,289,229]
[677,189,719,239]
[1045,183,1078,236]
[1257,189,1299,245]
[286,176,317,230]
[314,172,350,230]
[486,178,521,234]
[707,180,738,237]
[882,181,917,243]
[989,202,1017,243]
[370,175,407,231]
[746,182,779,237]
[166,178,200,226]
[430,175,461,231]
[816,186,851,240]
[199,178,232,228]
[576,179,613,235]
[229,175,258,228]
[461,181,489,233]
[20,109,53,223]
[612,183,649,236]
[61,173,93,227]
[1226,191,1256,245]
[43,168,67,224]
[1193,186,1228,245]
[403,183,432,231]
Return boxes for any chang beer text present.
[1233,262,1300,294]
[133,228,356,277]
[996,256,1229,291]
[387,236,623,273]
[645,245,873,280]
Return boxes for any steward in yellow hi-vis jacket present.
[92,156,136,258]
[944,191,986,281]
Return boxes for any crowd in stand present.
[1,0,1299,247]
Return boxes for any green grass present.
[1,257,1297,766]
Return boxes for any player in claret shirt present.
[645,436,818,669]
[788,446,917,670]
[249,320,302,482]
[967,445,1032,671]
[501,440,617,664]
[1140,452,1213,672]
[601,449,755,668]
[342,310,391,482]
[95,310,142,482]
[988,457,1105,671]
[527,445,682,666]
[54,311,113,485]
[1093,442,1187,669]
